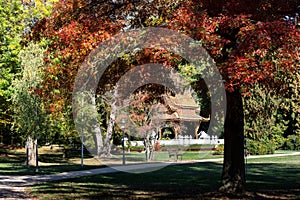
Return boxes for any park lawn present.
[29,162,223,199]
[0,145,103,175]
[0,151,220,175]
[29,154,300,199]
[0,154,103,175]
[115,150,222,163]
[0,143,222,175]
[274,150,299,154]
[246,154,300,163]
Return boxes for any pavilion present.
[152,89,210,139]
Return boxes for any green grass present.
[246,154,300,163]
[246,155,300,193]
[0,148,102,175]
[116,151,222,163]
[0,155,103,175]
[30,162,223,199]
[29,153,300,199]
[274,150,299,154]
[0,146,220,175]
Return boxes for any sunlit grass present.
[246,154,300,163]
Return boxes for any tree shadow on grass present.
[31,162,223,199]
[31,162,300,199]
[0,187,29,199]
[0,153,102,175]
[246,163,300,199]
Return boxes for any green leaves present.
[0,0,26,133]
[11,42,47,137]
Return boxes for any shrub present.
[246,139,275,155]
[282,135,300,150]
[126,141,132,151]
[214,144,224,155]
[154,141,162,151]
[130,145,144,152]
[188,144,202,149]
[270,134,286,150]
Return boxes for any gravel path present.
[1,152,299,200]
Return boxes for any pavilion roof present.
[151,90,210,122]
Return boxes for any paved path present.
[1,152,299,200]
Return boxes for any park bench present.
[167,148,183,161]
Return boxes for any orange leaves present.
[58,21,81,45]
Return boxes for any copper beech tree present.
[31,0,300,193]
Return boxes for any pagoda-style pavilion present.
[152,89,210,139]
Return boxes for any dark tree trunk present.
[219,90,246,193]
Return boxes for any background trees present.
[0,0,58,144]
[0,0,27,143]
[11,42,47,169]
[244,70,300,154]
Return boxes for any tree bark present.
[144,136,151,162]
[95,127,103,157]
[144,130,157,161]
[219,90,246,193]
[101,84,118,158]
[35,137,38,172]
[26,136,37,166]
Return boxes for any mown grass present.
[29,153,300,199]
[0,145,102,175]
[116,150,222,163]
[30,162,223,199]
[0,144,222,175]
[246,154,300,163]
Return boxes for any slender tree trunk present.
[144,136,150,162]
[26,140,29,168]
[89,93,104,157]
[26,136,37,166]
[149,130,157,161]
[95,128,103,157]
[220,90,246,193]
[101,84,118,158]
[35,137,38,172]
[144,130,156,161]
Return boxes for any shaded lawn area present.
[245,155,300,199]
[30,162,223,199]
[29,155,300,199]
[0,157,103,175]
[0,149,102,175]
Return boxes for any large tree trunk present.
[219,90,246,193]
